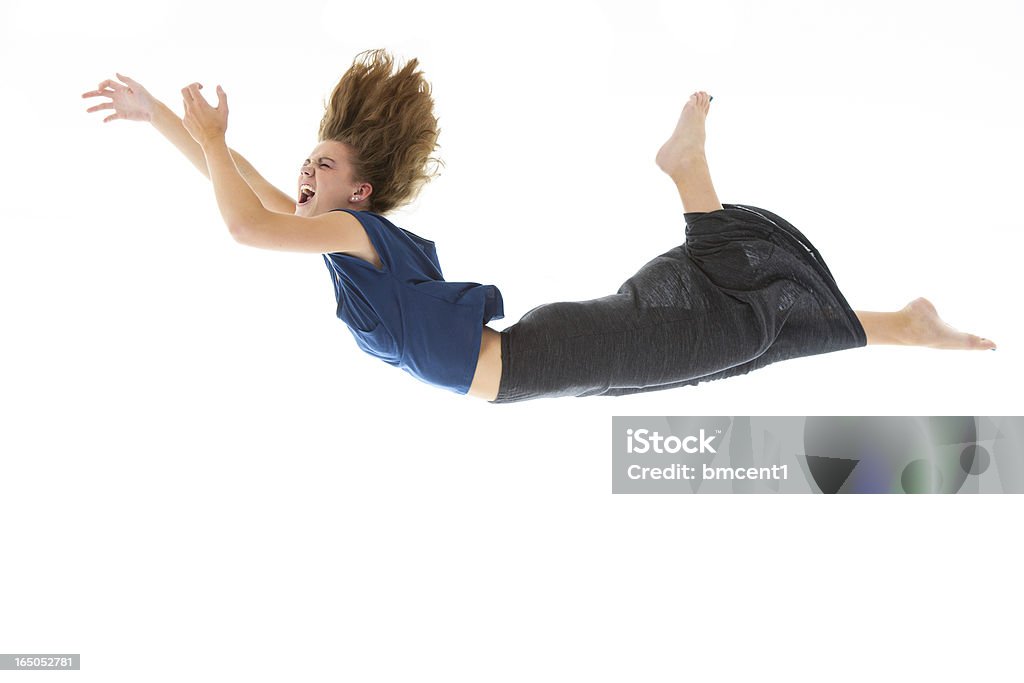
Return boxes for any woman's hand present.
[81,73,157,123]
[181,83,229,147]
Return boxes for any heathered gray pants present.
[489,203,867,404]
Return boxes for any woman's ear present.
[352,183,373,201]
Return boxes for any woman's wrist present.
[149,99,176,129]
[200,134,229,154]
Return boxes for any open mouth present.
[298,185,316,205]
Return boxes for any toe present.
[973,335,996,350]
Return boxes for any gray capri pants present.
[489,203,867,404]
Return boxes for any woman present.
[82,49,996,404]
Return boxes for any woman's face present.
[294,139,372,216]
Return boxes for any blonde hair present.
[318,48,444,215]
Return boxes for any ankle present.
[893,307,920,345]
[857,309,916,346]
[667,151,707,181]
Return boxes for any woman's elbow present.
[228,223,252,246]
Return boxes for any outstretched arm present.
[83,74,297,214]
[180,83,370,256]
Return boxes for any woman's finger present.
[98,79,122,91]
[195,87,213,109]
[86,102,114,113]
[181,86,194,104]
[103,113,121,123]
[185,83,205,103]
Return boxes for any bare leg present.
[656,91,724,214]
[856,297,996,350]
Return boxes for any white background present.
[1,0,1022,680]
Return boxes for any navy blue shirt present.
[322,209,504,395]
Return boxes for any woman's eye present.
[319,164,329,168]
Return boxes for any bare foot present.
[901,297,997,350]
[656,91,712,179]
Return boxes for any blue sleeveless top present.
[321,209,505,395]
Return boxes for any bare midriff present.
[342,231,501,401]
[466,325,503,401]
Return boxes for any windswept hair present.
[318,48,444,215]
